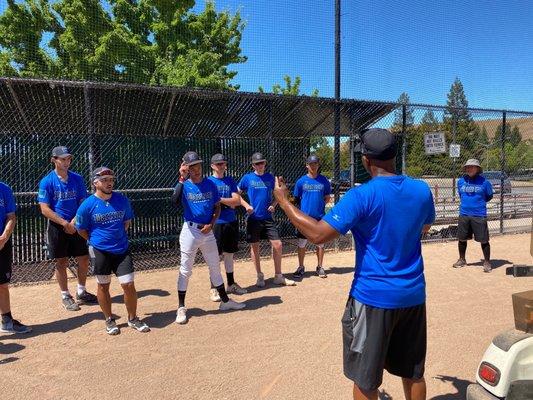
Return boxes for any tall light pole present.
[334,0,341,202]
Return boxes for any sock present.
[458,241,467,260]
[481,242,490,261]
[226,272,235,286]
[178,291,186,308]
[1,312,13,323]
[215,284,229,303]
[77,284,86,295]
[61,290,71,299]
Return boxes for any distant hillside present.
[475,117,533,141]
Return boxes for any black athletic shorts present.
[213,220,240,254]
[89,246,134,278]
[457,215,489,243]
[342,297,427,391]
[246,218,280,243]
[47,221,88,259]
[0,239,13,284]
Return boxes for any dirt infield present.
[1,233,532,399]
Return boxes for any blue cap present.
[306,154,320,164]
[211,153,228,164]
[52,146,71,158]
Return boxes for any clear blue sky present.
[2,0,532,111]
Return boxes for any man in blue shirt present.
[274,129,435,400]
[0,181,32,334]
[75,167,150,335]
[238,152,296,288]
[292,154,331,279]
[207,154,247,301]
[38,146,97,311]
[453,159,494,272]
[171,151,245,325]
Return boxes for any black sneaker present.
[62,295,81,311]
[316,266,327,278]
[76,290,98,305]
[0,319,32,334]
[128,317,150,333]
[105,318,120,335]
[293,266,305,279]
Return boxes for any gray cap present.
[464,158,482,170]
[52,146,71,158]
[182,151,203,166]
[91,166,115,182]
[306,154,320,164]
[211,153,228,164]
[358,128,398,160]
[251,152,266,164]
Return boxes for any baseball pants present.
[178,222,224,291]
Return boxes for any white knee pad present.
[117,272,134,284]
[95,274,111,284]
[297,238,308,248]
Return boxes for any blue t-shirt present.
[293,174,332,219]
[238,172,275,220]
[458,175,493,217]
[208,175,238,224]
[38,171,88,221]
[180,178,221,225]
[0,182,17,235]
[75,192,134,254]
[323,175,435,309]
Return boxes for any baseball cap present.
[91,166,115,182]
[182,151,203,166]
[306,154,320,164]
[52,146,71,158]
[464,158,482,170]
[358,128,398,160]
[251,152,266,164]
[211,153,228,164]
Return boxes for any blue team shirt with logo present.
[238,172,275,220]
[0,182,17,235]
[323,175,435,309]
[208,176,238,224]
[293,174,331,219]
[38,171,88,220]
[75,192,134,254]
[458,175,493,217]
[180,178,221,225]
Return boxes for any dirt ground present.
[1,233,532,400]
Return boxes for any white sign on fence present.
[449,143,461,158]
[424,131,447,155]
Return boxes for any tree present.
[259,75,319,97]
[444,77,472,123]
[494,124,522,146]
[392,92,414,131]
[0,0,246,89]
[421,109,439,129]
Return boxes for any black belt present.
[188,222,205,229]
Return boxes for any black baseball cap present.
[211,153,228,164]
[251,152,266,164]
[52,146,71,158]
[91,166,115,182]
[182,151,203,166]
[306,154,320,164]
[358,128,398,160]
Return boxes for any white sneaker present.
[210,288,221,302]
[219,298,246,311]
[227,283,248,295]
[273,275,296,286]
[175,307,188,324]
[256,272,266,288]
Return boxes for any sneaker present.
[293,266,305,279]
[483,261,492,273]
[128,317,150,333]
[452,259,467,268]
[219,298,246,311]
[210,288,221,302]
[256,272,266,288]
[227,283,248,295]
[273,275,296,286]
[76,290,98,305]
[316,266,327,278]
[62,295,81,311]
[176,307,188,325]
[105,318,120,335]
[0,319,32,334]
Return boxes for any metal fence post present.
[84,84,99,177]
[500,111,506,234]
[401,104,407,175]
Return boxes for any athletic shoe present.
[273,275,296,286]
[483,261,492,273]
[293,266,305,279]
[76,290,98,305]
[316,266,327,278]
[128,317,150,333]
[227,283,247,295]
[219,299,246,311]
[62,295,81,311]
[452,259,467,268]
[256,272,266,288]
[175,307,188,324]
[105,318,120,335]
[210,288,221,302]
[0,319,32,334]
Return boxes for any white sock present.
[223,252,234,273]
[61,291,71,299]
[77,285,86,295]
